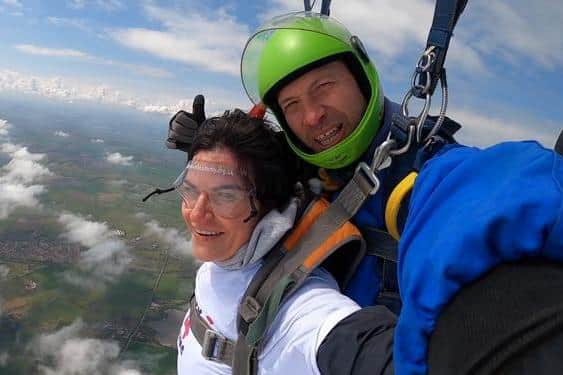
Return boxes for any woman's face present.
[180,148,259,263]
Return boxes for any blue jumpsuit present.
[340,99,563,374]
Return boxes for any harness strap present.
[232,174,370,374]
[242,197,366,346]
[238,169,375,340]
[189,296,236,366]
[419,0,469,97]
[232,338,258,375]
[188,249,286,374]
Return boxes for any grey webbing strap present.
[189,296,236,366]
[233,338,258,375]
[239,169,375,344]
[231,169,376,374]
[239,246,286,325]
[249,171,372,308]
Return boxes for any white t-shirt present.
[177,261,360,375]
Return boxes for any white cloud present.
[141,217,193,258]
[96,0,124,11]
[96,0,125,11]
[0,265,8,279]
[0,267,6,320]
[59,213,114,248]
[1,143,44,161]
[0,351,8,366]
[106,152,133,166]
[58,213,132,287]
[67,0,124,12]
[0,139,52,219]
[100,59,173,79]
[463,1,563,70]
[0,146,53,184]
[0,69,195,112]
[1,0,22,8]
[450,107,557,148]
[68,0,86,9]
[263,0,563,74]
[15,44,89,58]
[111,4,249,76]
[91,138,104,143]
[14,44,172,79]
[0,119,10,137]
[47,16,91,32]
[263,0,433,57]
[78,239,131,279]
[55,130,70,137]
[108,179,127,186]
[0,183,46,219]
[31,319,142,375]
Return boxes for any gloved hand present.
[166,94,206,152]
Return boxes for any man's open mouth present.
[315,124,343,148]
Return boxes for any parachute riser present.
[303,0,331,15]
[360,0,468,186]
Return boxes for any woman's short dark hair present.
[189,109,300,212]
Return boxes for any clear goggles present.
[173,160,258,220]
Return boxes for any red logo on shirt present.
[182,316,191,339]
[206,315,214,325]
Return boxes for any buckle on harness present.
[355,162,381,195]
[201,329,228,362]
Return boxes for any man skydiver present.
[238,11,563,375]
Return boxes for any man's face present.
[277,60,367,153]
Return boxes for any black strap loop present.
[141,187,174,202]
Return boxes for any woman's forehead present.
[186,149,250,186]
[184,168,246,188]
[192,148,242,171]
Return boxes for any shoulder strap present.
[235,197,366,375]
[188,295,236,366]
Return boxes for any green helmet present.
[241,12,384,169]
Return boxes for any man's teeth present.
[315,125,342,146]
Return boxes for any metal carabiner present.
[390,125,416,156]
[370,138,397,172]
[417,46,436,72]
[355,161,381,196]
[422,71,449,142]
[401,88,432,144]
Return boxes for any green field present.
[0,95,196,374]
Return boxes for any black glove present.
[166,94,206,152]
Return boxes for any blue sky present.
[0,0,562,147]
